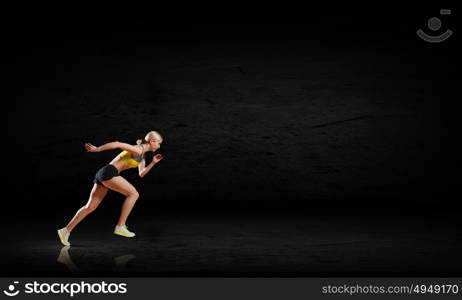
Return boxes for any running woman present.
[57,131,164,246]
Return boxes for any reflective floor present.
[3,214,462,277]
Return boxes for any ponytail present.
[136,139,144,145]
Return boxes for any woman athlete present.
[57,131,164,246]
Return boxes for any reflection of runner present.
[57,131,164,246]
[57,246,81,274]
[57,246,136,274]
[114,254,137,272]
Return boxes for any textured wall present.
[13,18,457,214]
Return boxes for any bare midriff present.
[109,156,134,173]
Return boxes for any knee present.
[129,191,139,201]
[84,204,98,213]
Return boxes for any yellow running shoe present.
[57,227,71,246]
[114,225,136,238]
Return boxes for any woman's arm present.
[139,154,163,178]
[85,141,142,156]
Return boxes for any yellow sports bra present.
[119,144,144,168]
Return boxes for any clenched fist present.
[153,153,163,164]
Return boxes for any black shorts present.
[94,164,120,187]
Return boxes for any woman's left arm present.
[139,154,163,178]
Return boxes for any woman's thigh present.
[102,176,138,197]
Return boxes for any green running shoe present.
[57,227,71,246]
[114,225,136,238]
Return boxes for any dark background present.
[10,4,458,214]
[4,4,461,276]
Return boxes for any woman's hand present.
[85,142,100,152]
[152,153,163,164]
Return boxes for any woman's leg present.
[101,176,139,227]
[65,183,109,232]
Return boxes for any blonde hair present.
[137,131,163,145]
